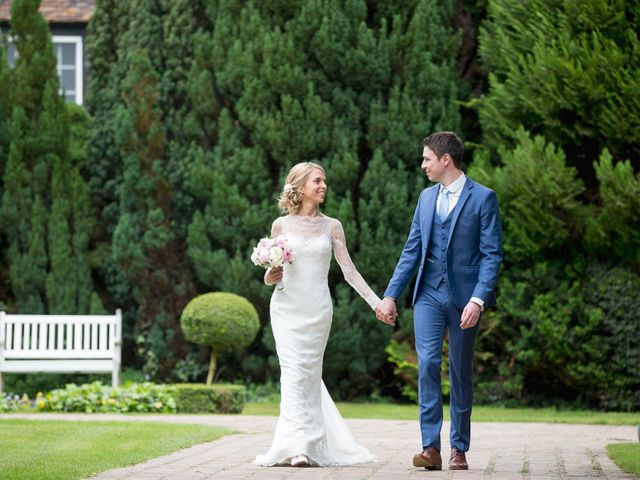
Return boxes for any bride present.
[255,162,395,467]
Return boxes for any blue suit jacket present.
[384,178,503,310]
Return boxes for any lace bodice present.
[266,214,381,310]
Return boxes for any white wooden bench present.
[0,310,122,393]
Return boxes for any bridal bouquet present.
[251,236,294,290]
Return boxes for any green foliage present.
[468,0,640,411]
[40,381,177,413]
[0,38,10,184]
[478,0,640,167]
[0,0,98,314]
[467,131,640,409]
[180,292,260,352]
[385,339,419,402]
[79,0,464,397]
[385,337,452,404]
[0,392,34,412]
[84,0,136,336]
[0,368,145,399]
[9,380,245,414]
[0,0,61,313]
[584,265,640,410]
[387,263,640,411]
[183,0,461,398]
[86,0,200,379]
[245,380,281,403]
[174,383,245,413]
[468,128,586,266]
[0,41,12,306]
[585,150,640,266]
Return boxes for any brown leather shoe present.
[449,447,468,470]
[412,446,442,470]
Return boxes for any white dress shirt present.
[437,172,466,217]
[438,173,485,309]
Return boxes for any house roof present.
[0,0,95,23]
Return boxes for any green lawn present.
[243,401,640,425]
[607,443,640,476]
[0,419,230,480]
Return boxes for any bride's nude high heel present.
[291,454,309,467]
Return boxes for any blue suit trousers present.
[414,279,479,452]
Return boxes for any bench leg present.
[112,369,120,388]
[0,371,3,394]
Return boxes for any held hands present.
[375,297,397,326]
[460,301,482,329]
[264,267,283,285]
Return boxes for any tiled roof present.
[0,0,95,23]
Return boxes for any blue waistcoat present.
[422,208,455,289]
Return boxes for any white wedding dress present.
[255,214,381,467]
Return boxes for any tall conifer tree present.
[185,0,462,396]
[0,0,98,314]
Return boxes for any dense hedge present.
[174,383,245,414]
[38,382,177,413]
[0,381,246,414]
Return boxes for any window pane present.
[59,44,75,66]
[65,92,75,102]
[61,69,76,92]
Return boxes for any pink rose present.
[258,247,271,263]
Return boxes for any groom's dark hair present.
[423,132,464,169]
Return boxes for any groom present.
[376,132,502,471]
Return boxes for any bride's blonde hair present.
[278,162,325,214]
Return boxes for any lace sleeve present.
[270,217,283,238]
[263,217,283,285]
[331,219,381,310]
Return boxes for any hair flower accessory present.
[283,183,293,193]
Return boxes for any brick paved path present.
[2,413,637,479]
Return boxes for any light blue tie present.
[438,187,449,222]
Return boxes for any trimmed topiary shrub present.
[180,292,260,385]
[174,383,245,414]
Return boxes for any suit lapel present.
[446,178,474,248]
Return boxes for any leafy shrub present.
[40,382,177,413]
[0,392,37,412]
[477,263,640,410]
[0,368,146,398]
[174,383,245,414]
[586,151,640,266]
[181,292,260,385]
[245,381,281,403]
[584,265,640,411]
[468,129,586,267]
[385,339,419,402]
[478,0,640,162]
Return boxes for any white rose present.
[269,246,284,267]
